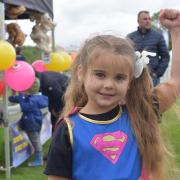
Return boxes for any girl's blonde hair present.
[62,35,165,179]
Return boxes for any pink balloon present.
[32,60,47,72]
[4,61,35,92]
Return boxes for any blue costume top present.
[70,109,142,180]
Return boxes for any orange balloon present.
[70,51,77,61]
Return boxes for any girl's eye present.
[116,75,126,81]
[95,72,105,78]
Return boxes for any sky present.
[10,0,180,50]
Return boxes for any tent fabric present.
[0,0,53,19]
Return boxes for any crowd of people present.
[4,8,180,180]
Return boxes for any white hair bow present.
[134,51,156,78]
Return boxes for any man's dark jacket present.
[127,27,170,78]
[38,71,69,115]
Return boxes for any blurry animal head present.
[39,13,56,32]
[6,23,26,47]
[30,25,51,52]
[6,4,26,19]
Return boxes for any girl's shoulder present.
[55,107,80,130]
[52,116,74,147]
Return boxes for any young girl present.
[44,9,180,180]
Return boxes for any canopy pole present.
[0,2,5,38]
[0,2,11,178]
[51,27,55,51]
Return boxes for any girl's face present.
[79,52,132,114]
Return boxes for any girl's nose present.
[103,79,114,88]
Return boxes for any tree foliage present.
[21,46,41,64]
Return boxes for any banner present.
[10,112,51,167]
[40,112,52,144]
[10,122,33,167]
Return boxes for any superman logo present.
[90,131,128,164]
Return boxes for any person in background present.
[127,10,170,86]
[16,46,26,61]
[0,113,4,128]
[44,9,180,180]
[37,71,69,133]
[9,78,48,167]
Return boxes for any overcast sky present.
[14,0,180,49]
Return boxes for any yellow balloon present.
[0,40,16,70]
[45,52,65,71]
[60,51,72,71]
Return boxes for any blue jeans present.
[27,132,42,153]
[153,77,160,86]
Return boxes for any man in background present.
[37,71,69,133]
[127,10,170,86]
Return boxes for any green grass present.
[160,102,180,178]
[0,140,51,179]
[8,166,47,180]
[162,105,180,164]
[0,103,180,179]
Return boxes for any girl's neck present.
[80,104,119,115]
[79,105,121,121]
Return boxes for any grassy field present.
[0,140,51,180]
[160,102,180,179]
[0,103,180,179]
